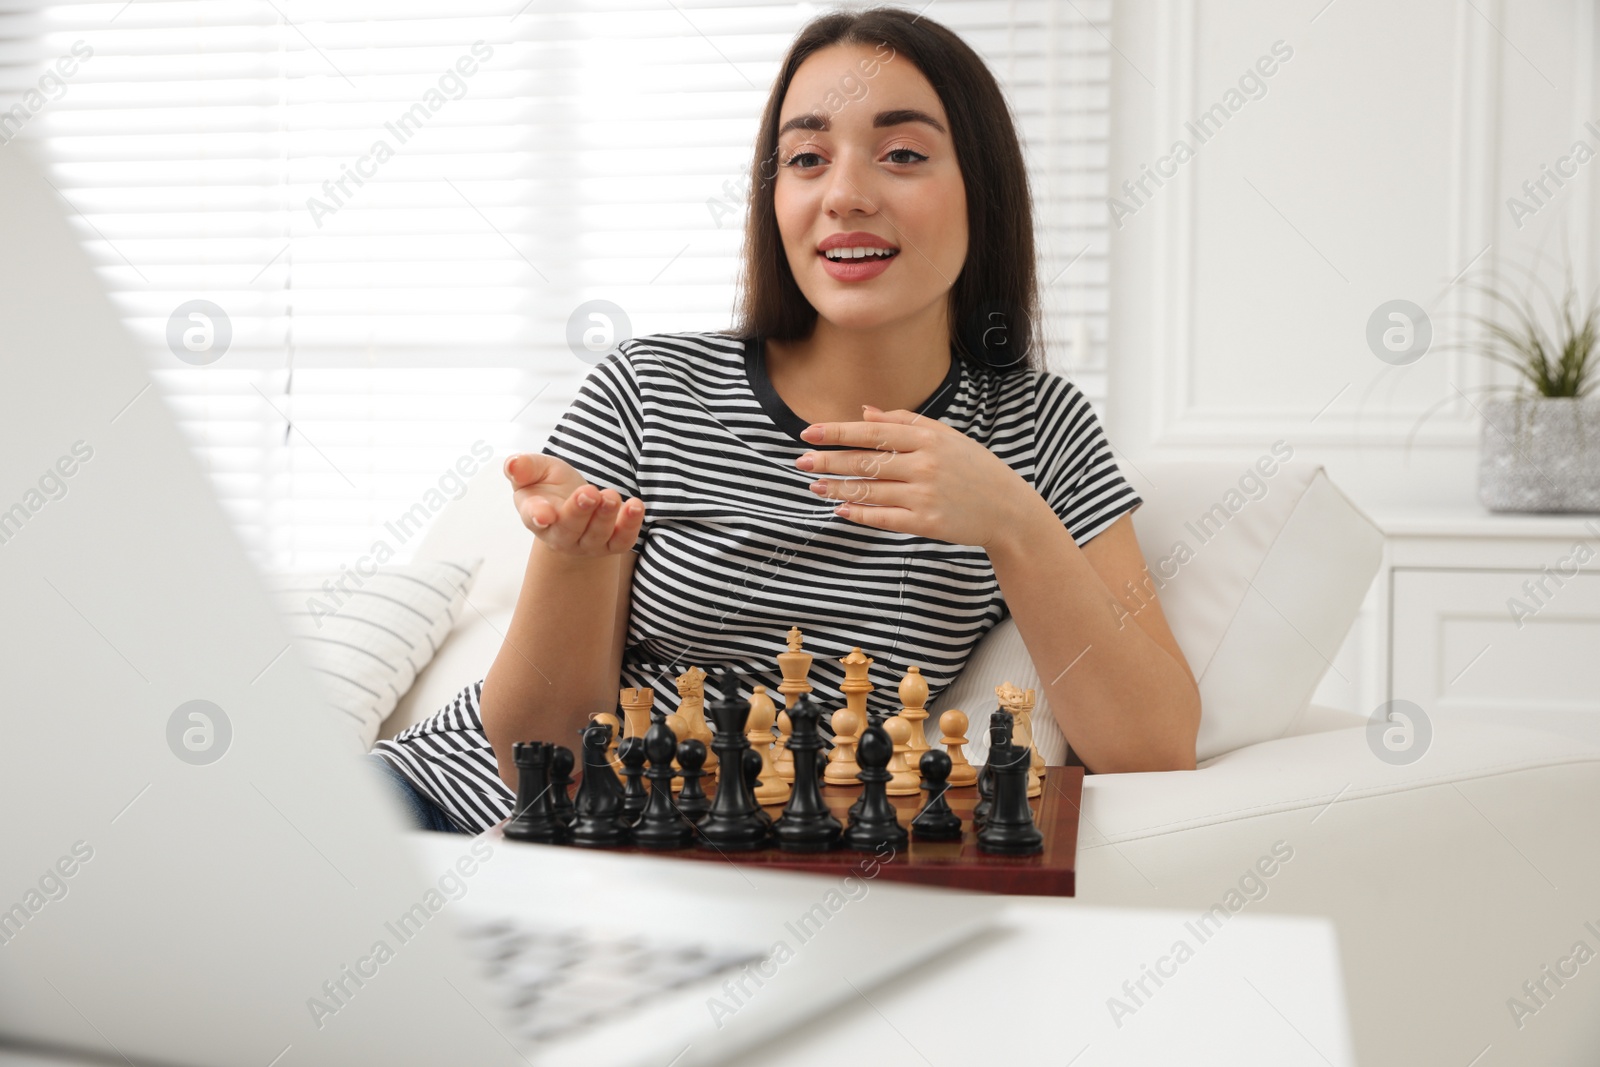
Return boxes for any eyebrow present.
[776,108,947,137]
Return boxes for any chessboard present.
[493,766,1083,897]
[496,626,1084,898]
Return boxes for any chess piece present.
[745,686,790,805]
[675,739,712,823]
[619,687,653,743]
[897,665,932,769]
[774,693,842,852]
[775,627,815,780]
[974,710,1012,827]
[634,720,695,849]
[675,665,716,774]
[998,682,1043,798]
[773,709,795,782]
[743,748,775,829]
[618,735,648,824]
[911,750,963,842]
[595,711,624,774]
[549,744,576,827]
[939,709,978,787]
[825,708,863,784]
[977,736,1043,856]
[570,722,631,848]
[839,646,877,726]
[504,742,568,844]
[881,716,920,796]
[665,711,689,790]
[842,724,908,853]
[697,670,771,851]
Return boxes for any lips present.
[816,232,899,281]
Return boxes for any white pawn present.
[882,716,920,796]
[745,685,790,805]
[940,709,978,787]
[826,708,863,784]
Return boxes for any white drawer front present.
[1391,568,1600,714]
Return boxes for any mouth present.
[818,246,900,263]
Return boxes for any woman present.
[370,6,1201,834]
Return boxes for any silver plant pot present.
[1477,395,1600,513]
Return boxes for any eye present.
[782,150,826,170]
[884,147,928,165]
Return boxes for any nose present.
[819,150,878,219]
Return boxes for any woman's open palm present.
[504,453,644,557]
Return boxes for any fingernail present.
[863,404,880,414]
[833,504,849,516]
[577,494,595,509]
[809,480,827,494]
[800,425,823,442]
[796,453,815,470]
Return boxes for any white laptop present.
[0,140,991,1067]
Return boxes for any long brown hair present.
[733,6,1042,374]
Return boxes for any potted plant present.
[1420,260,1600,513]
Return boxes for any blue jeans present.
[365,753,466,834]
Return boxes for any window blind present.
[1,0,1113,572]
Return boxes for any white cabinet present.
[1372,509,1600,717]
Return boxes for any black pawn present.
[675,739,712,823]
[504,742,568,844]
[977,740,1044,856]
[634,721,695,849]
[911,749,963,842]
[549,744,576,827]
[774,693,842,852]
[619,735,649,824]
[697,669,770,851]
[571,722,631,848]
[743,748,774,830]
[842,724,908,852]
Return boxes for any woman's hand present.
[504,453,644,557]
[797,405,1047,551]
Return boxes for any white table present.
[0,835,1357,1067]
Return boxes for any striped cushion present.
[269,559,481,750]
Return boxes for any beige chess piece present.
[745,685,790,805]
[897,665,932,769]
[664,712,689,791]
[619,687,653,743]
[996,682,1042,798]
[825,708,863,784]
[939,709,978,787]
[775,626,814,782]
[882,716,920,796]
[838,646,874,725]
[675,665,716,775]
[594,711,624,775]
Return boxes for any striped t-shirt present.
[374,330,1142,832]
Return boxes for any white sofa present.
[384,459,1600,1067]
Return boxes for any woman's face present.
[772,44,968,336]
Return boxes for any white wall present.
[1105,0,1597,713]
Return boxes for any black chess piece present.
[618,735,649,824]
[696,669,770,851]
[742,748,775,830]
[977,739,1044,856]
[549,744,576,827]
[842,724,908,852]
[848,709,901,824]
[634,720,696,849]
[911,749,963,842]
[774,692,842,852]
[504,742,568,844]
[973,709,1013,827]
[675,739,712,823]
[571,722,632,848]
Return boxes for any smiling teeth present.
[824,247,896,260]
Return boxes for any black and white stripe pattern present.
[373,331,1140,833]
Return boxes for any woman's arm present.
[988,508,1200,773]
[479,455,643,791]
